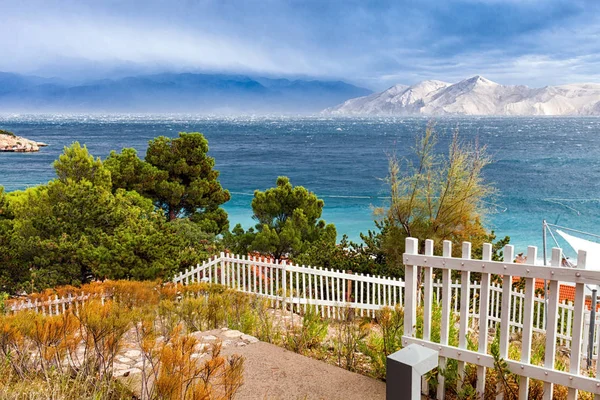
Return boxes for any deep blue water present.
[1,114,600,257]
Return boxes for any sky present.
[3,0,600,90]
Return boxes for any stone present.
[113,362,132,371]
[116,356,132,364]
[124,349,141,358]
[221,327,229,331]
[236,342,247,347]
[0,132,44,152]
[222,329,243,338]
[194,343,208,352]
[201,335,218,341]
[191,353,206,359]
[241,334,259,344]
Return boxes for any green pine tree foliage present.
[249,176,336,260]
[0,143,213,293]
[106,132,230,234]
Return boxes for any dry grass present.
[1,281,247,400]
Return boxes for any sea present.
[1,114,599,259]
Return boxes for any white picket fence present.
[8,293,103,315]
[402,238,600,400]
[175,254,405,319]
[172,252,600,357]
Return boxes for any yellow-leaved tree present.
[378,123,509,277]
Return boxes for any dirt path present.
[222,340,385,400]
[116,327,385,400]
[211,329,386,400]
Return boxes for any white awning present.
[556,229,600,270]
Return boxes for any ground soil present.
[220,338,386,400]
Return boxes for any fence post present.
[542,247,562,400]
[437,240,452,400]
[476,243,492,398]
[387,344,438,400]
[345,270,353,303]
[457,241,472,392]
[568,250,587,400]
[403,238,418,339]
[497,245,514,400]
[588,288,597,368]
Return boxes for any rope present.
[545,224,575,267]
[545,223,600,241]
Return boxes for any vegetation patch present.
[0,129,16,137]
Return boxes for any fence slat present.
[497,245,514,400]
[519,246,537,399]
[476,243,492,398]
[457,241,472,392]
[568,249,587,400]
[423,239,434,342]
[543,248,562,400]
[403,238,418,338]
[437,240,452,400]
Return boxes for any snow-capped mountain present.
[323,76,600,116]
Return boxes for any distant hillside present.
[0,72,371,113]
[323,75,600,116]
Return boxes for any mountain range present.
[323,76,600,116]
[0,72,371,113]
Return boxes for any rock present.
[221,327,229,331]
[194,343,208,352]
[236,342,247,347]
[116,356,132,364]
[0,131,45,152]
[190,331,204,340]
[202,335,218,341]
[113,362,132,371]
[191,353,206,359]
[241,334,259,344]
[222,340,233,348]
[222,330,243,338]
[124,349,141,358]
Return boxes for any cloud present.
[2,0,600,89]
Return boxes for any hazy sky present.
[3,0,600,89]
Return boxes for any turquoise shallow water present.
[1,115,600,258]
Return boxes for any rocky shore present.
[0,130,47,152]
